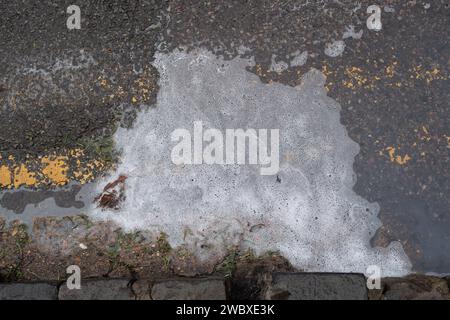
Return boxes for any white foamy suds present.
[384,5,396,13]
[324,40,346,57]
[290,50,309,67]
[343,25,364,40]
[268,54,288,72]
[90,49,411,276]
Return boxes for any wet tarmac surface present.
[0,183,95,224]
[0,1,449,275]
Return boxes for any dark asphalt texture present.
[0,0,449,273]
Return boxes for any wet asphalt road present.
[0,1,449,274]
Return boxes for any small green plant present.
[215,247,239,278]
[264,250,281,258]
[106,241,121,273]
[6,265,23,280]
[78,214,94,229]
[13,224,29,256]
[156,232,171,254]
[106,229,144,274]
[78,134,116,163]
[241,249,257,262]
[162,255,171,271]
[4,224,30,281]
[115,229,144,250]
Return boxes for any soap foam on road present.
[90,49,411,276]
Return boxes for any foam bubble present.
[324,40,346,57]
